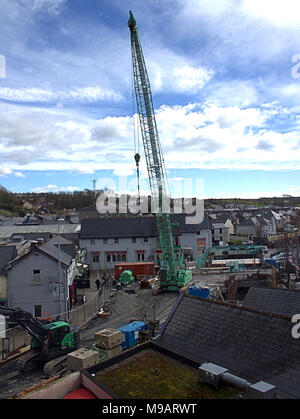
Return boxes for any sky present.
[0,0,300,199]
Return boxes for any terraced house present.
[80,213,213,271]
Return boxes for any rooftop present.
[91,347,239,399]
[243,287,300,319]
[157,295,300,399]
[0,245,18,275]
[82,293,300,399]
[80,213,212,239]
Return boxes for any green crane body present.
[128,11,190,291]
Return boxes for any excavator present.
[0,306,80,377]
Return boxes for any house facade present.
[211,222,230,244]
[0,246,18,307]
[235,219,258,239]
[80,213,213,270]
[6,242,75,318]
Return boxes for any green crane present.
[128,11,191,291]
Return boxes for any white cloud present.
[72,165,95,175]
[173,66,214,92]
[0,99,298,174]
[146,46,214,95]
[0,86,123,104]
[179,0,235,18]
[14,171,26,178]
[112,166,135,177]
[0,167,12,177]
[288,186,300,195]
[243,0,300,26]
[31,184,80,193]
[20,0,67,15]
[205,81,259,108]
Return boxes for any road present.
[0,287,179,399]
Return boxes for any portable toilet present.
[188,285,210,299]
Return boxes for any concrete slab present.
[94,328,123,350]
[67,348,99,371]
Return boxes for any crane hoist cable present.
[128,10,191,290]
[131,57,141,216]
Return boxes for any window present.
[90,239,95,245]
[106,252,126,263]
[144,237,148,243]
[34,305,42,318]
[197,231,200,235]
[137,252,145,262]
[92,253,99,263]
[114,238,119,244]
[32,269,41,283]
[103,238,108,244]
[132,237,136,243]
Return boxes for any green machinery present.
[128,11,190,291]
[0,306,80,377]
[119,270,134,285]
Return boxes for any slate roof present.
[9,232,52,242]
[8,243,73,269]
[39,242,73,267]
[238,218,256,227]
[80,213,212,239]
[157,295,300,398]
[0,246,18,275]
[54,244,77,258]
[243,287,300,318]
[0,224,80,240]
[44,236,78,259]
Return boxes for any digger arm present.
[0,306,46,345]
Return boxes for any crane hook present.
[134,153,140,166]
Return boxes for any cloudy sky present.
[0,0,300,199]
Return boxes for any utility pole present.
[58,223,62,318]
[57,219,66,319]
[93,178,96,196]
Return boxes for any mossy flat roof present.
[94,349,240,399]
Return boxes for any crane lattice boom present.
[128,11,190,290]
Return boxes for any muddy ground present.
[0,287,179,399]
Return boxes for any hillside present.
[0,187,299,218]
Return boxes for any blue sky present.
[0,0,300,198]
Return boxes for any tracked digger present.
[0,306,79,377]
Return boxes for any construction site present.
[0,9,300,403]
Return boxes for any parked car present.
[242,240,253,245]
[273,252,292,259]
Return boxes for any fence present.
[69,283,111,329]
[0,326,31,361]
[0,282,112,359]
